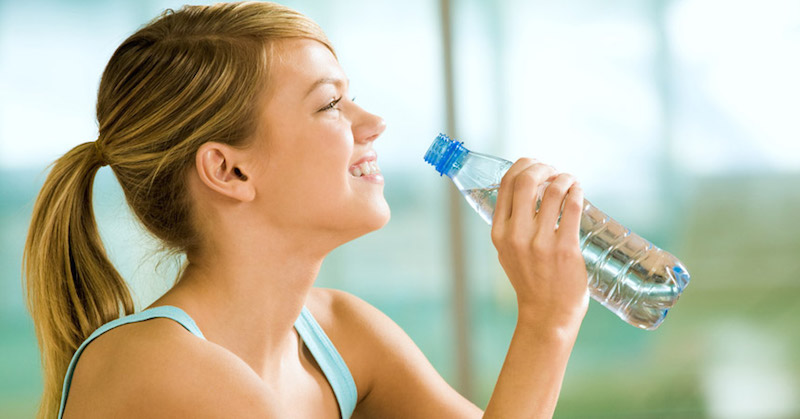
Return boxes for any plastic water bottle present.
[424,134,690,330]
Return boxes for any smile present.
[349,160,381,177]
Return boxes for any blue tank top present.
[57,305,358,418]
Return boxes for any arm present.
[483,312,580,418]
[317,161,586,418]
[484,160,588,418]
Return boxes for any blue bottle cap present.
[424,133,468,176]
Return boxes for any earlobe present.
[195,142,256,203]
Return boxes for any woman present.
[23,2,588,418]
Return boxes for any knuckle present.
[556,244,581,263]
[514,171,537,189]
[558,172,576,183]
[499,172,515,188]
[531,237,552,256]
[508,232,529,250]
[565,196,583,212]
[534,162,554,174]
[544,182,568,199]
[571,185,585,201]
[490,228,504,245]
[516,157,536,166]
[541,164,558,176]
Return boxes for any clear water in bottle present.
[425,134,690,330]
[464,185,500,224]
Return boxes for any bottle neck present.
[436,141,470,178]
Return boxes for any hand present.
[490,158,589,332]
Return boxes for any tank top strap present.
[58,306,204,419]
[294,306,358,419]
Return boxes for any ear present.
[195,142,256,203]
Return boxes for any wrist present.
[516,303,584,343]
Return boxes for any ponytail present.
[23,141,134,418]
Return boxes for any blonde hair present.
[22,2,334,417]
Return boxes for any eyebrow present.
[304,77,349,98]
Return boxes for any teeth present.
[350,160,380,177]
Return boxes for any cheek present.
[314,137,353,187]
[285,147,352,206]
[260,128,356,217]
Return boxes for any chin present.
[374,204,391,229]
[353,199,391,239]
[364,200,391,232]
[332,196,391,243]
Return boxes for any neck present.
[151,228,330,379]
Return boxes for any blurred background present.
[1,0,799,417]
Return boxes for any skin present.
[63,38,587,418]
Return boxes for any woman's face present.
[247,38,389,244]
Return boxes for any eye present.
[320,96,343,112]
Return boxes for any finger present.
[493,158,537,224]
[556,181,584,245]
[535,173,577,234]
[510,164,557,224]
[506,167,546,237]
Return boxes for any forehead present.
[267,38,343,95]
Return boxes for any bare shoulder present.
[307,287,455,366]
[305,288,425,395]
[305,289,394,394]
[306,288,481,418]
[64,316,280,419]
[306,288,396,345]
[307,287,379,327]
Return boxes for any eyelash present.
[320,96,356,112]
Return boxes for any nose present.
[352,105,386,144]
